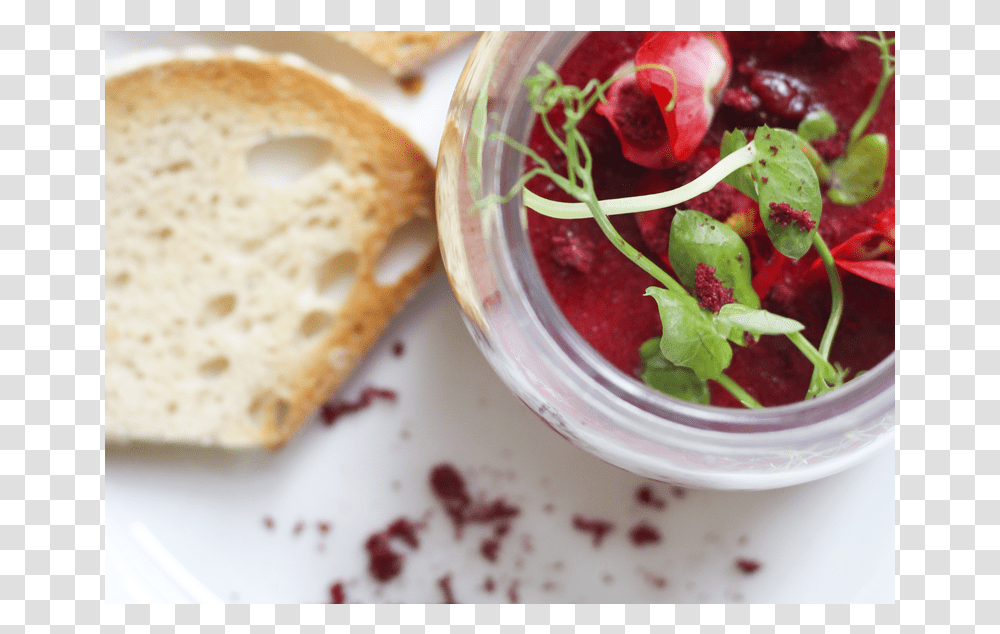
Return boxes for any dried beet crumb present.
[572,515,615,547]
[507,580,520,604]
[365,516,423,583]
[438,574,458,604]
[329,581,346,604]
[768,201,816,231]
[293,520,305,535]
[317,521,331,535]
[429,463,472,533]
[483,576,496,592]
[320,387,398,426]
[466,499,520,524]
[263,516,275,530]
[387,517,421,549]
[430,463,520,539]
[722,87,760,113]
[695,263,737,313]
[481,537,501,562]
[392,341,405,357]
[642,570,668,589]
[365,533,402,582]
[551,225,597,274]
[636,485,666,510]
[736,558,762,574]
[629,522,662,547]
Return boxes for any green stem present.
[523,142,758,219]
[787,331,838,384]
[850,32,895,146]
[714,373,763,409]
[805,232,845,397]
[581,194,685,295]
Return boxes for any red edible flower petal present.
[804,207,896,289]
[632,31,732,163]
[835,259,896,287]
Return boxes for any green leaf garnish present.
[639,337,711,404]
[797,109,837,143]
[720,129,757,199]
[827,133,889,206]
[751,125,823,259]
[645,286,732,381]
[714,303,804,340]
[668,209,759,309]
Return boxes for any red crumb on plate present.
[329,581,346,603]
[364,516,424,583]
[629,522,662,546]
[320,387,398,426]
[636,485,666,509]
[572,515,616,547]
[736,558,762,574]
[438,574,458,603]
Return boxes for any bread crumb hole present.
[151,227,173,240]
[248,392,266,416]
[111,272,130,286]
[205,293,237,320]
[317,251,358,306]
[274,400,290,427]
[247,136,334,187]
[300,310,333,338]
[167,402,178,413]
[199,356,230,377]
[374,216,436,286]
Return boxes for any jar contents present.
[520,32,895,408]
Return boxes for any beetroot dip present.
[525,32,895,408]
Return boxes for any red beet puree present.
[525,32,895,408]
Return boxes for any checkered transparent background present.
[0,0,993,628]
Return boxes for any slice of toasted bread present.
[105,53,439,448]
[326,31,475,77]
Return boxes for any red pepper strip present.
[634,31,732,163]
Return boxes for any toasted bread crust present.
[106,56,439,448]
[326,31,475,76]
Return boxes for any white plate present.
[105,31,894,605]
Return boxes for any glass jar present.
[436,32,895,490]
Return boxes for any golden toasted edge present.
[326,31,476,76]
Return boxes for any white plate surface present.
[105,31,895,605]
